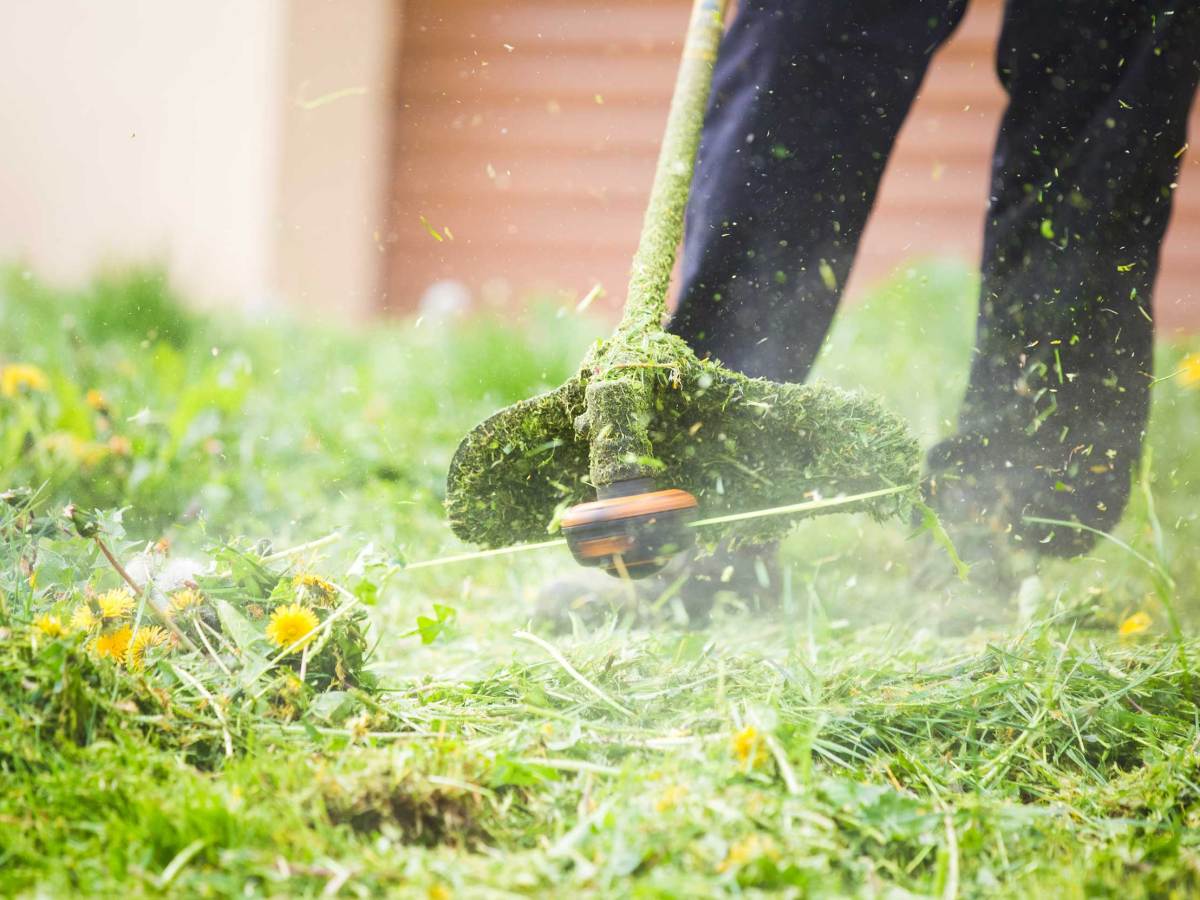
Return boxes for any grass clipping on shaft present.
[446,329,920,548]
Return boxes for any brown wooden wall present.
[383,0,1200,330]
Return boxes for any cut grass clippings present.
[2,263,1200,896]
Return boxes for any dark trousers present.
[670,0,1200,554]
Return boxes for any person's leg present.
[669,0,969,382]
[928,0,1200,555]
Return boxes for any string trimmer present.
[446,0,921,578]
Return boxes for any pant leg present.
[928,0,1200,555]
[669,0,969,382]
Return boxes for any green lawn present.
[2,263,1200,897]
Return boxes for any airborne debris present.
[419,215,444,242]
[575,283,604,313]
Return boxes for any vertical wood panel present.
[382,0,688,313]
[384,0,1200,330]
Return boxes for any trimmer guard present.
[446,335,919,548]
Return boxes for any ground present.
[2,263,1200,898]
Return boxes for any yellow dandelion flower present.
[294,572,337,606]
[126,626,169,671]
[85,388,108,410]
[1119,611,1152,637]
[169,588,205,613]
[732,726,769,769]
[41,433,86,461]
[266,603,320,652]
[79,441,108,468]
[33,613,65,637]
[655,784,689,813]
[1,363,49,397]
[716,834,778,874]
[97,589,135,619]
[92,625,133,662]
[69,604,99,632]
[1178,352,1200,388]
[295,572,335,592]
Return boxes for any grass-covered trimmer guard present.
[447,0,920,576]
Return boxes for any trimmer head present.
[559,479,698,579]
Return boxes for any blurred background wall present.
[0,0,395,317]
[1,0,1198,327]
[0,2,286,310]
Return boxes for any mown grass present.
[2,262,1200,897]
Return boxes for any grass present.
[2,261,1200,897]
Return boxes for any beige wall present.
[0,1,286,308]
[275,0,398,319]
[0,1,397,318]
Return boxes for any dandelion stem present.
[942,814,960,900]
[763,730,801,796]
[94,535,197,652]
[157,839,207,890]
[170,662,233,758]
[193,618,233,678]
[514,630,634,718]
[95,535,142,595]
